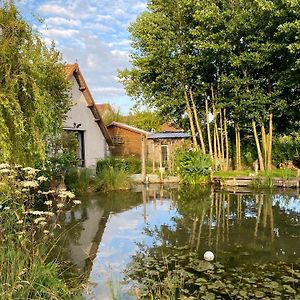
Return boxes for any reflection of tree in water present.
[126,187,300,299]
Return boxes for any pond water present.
[59,185,300,299]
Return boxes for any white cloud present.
[41,28,79,38]
[111,49,129,60]
[38,4,74,18]
[17,0,148,113]
[132,2,147,11]
[46,17,80,27]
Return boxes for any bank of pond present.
[57,185,299,299]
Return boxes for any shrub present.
[96,157,142,174]
[174,149,212,184]
[272,133,300,166]
[95,168,131,192]
[65,167,96,194]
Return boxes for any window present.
[112,136,124,145]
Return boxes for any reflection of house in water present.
[64,200,109,274]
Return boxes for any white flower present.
[37,176,48,182]
[22,181,39,188]
[73,200,81,205]
[58,190,75,199]
[29,210,45,215]
[0,163,10,169]
[45,200,52,206]
[40,190,54,195]
[17,220,24,224]
[57,203,64,208]
[43,230,50,234]
[0,169,10,174]
[44,211,55,217]
[34,217,46,224]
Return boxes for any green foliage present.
[0,164,83,298]
[127,245,300,299]
[272,133,300,166]
[95,158,138,191]
[126,108,163,132]
[0,3,71,166]
[64,167,96,194]
[96,157,141,175]
[39,131,79,190]
[120,0,300,166]
[174,149,211,184]
[95,168,131,192]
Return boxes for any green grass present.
[0,238,82,299]
[213,168,297,179]
[95,168,132,192]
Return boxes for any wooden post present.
[152,141,155,173]
[159,141,162,168]
[141,135,146,182]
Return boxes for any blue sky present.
[16,0,147,113]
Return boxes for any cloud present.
[111,49,129,60]
[132,2,147,11]
[17,0,148,113]
[40,28,79,38]
[46,17,80,27]
[38,4,74,18]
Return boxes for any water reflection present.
[58,186,300,299]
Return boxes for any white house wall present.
[64,75,108,168]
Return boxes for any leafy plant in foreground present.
[174,148,212,184]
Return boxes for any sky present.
[16,0,148,113]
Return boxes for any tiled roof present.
[65,64,76,79]
[160,122,184,132]
[107,121,150,135]
[148,132,191,139]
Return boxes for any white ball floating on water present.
[204,251,214,261]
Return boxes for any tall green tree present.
[0,2,71,165]
[120,0,300,169]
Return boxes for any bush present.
[64,167,96,194]
[95,168,131,192]
[174,149,212,184]
[96,157,142,174]
[272,133,300,166]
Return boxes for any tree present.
[0,2,71,166]
[120,0,300,170]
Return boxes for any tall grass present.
[0,163,83,299]
[95,158,135,192]
[95,168,131,192]
[65,167,96,194]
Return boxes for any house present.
[64,64,113,168]
[106,121,150,157]
[107,121,191,171]
[148,132,191,170]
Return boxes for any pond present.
[59,185,300,299]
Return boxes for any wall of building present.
[107,126,144,157]
[64,76,108,167]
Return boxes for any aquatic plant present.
[95,168,132,192]
[126,245,300,299]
